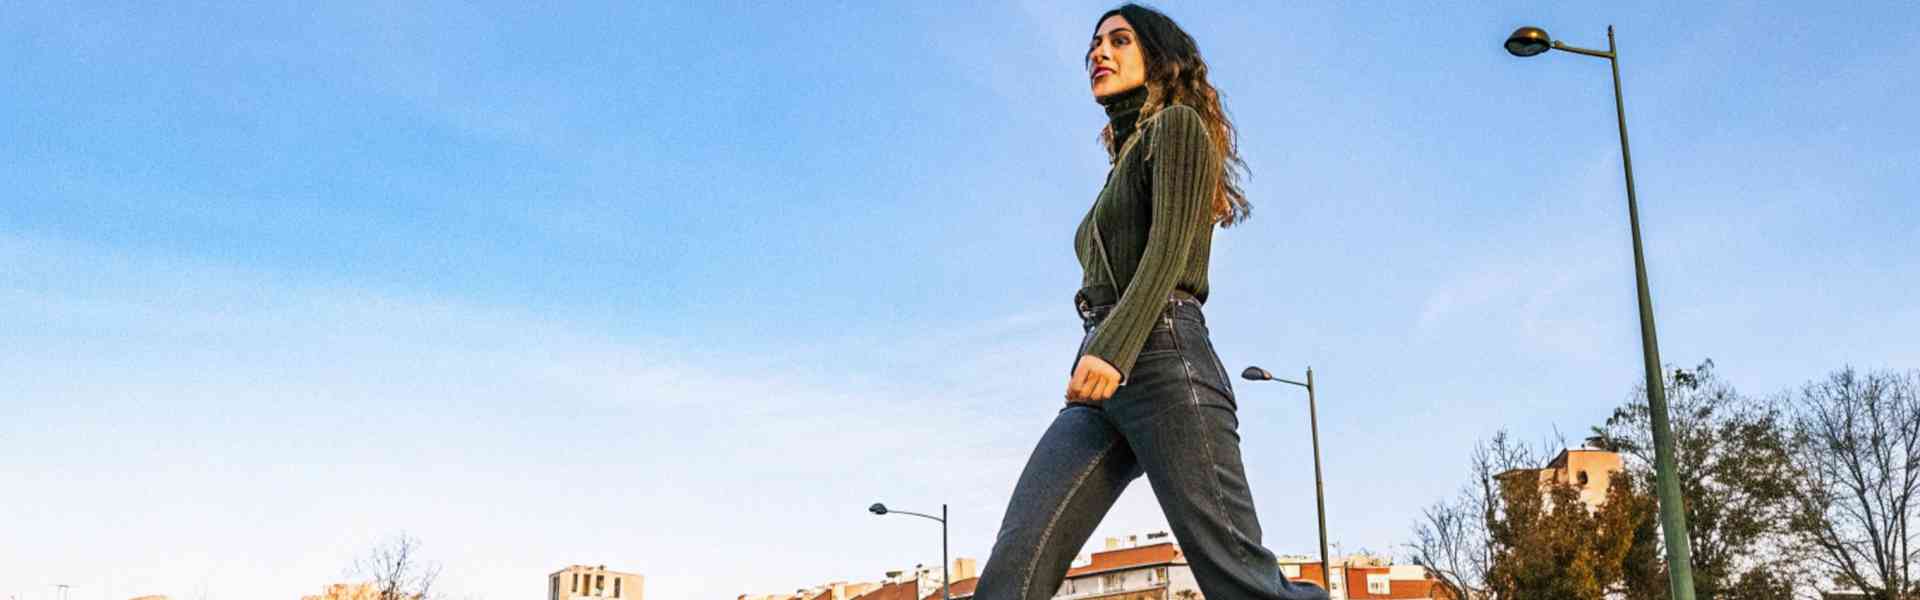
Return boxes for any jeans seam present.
[1020,438,1121,600]
[1167,312,1250,563]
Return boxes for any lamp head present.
[868,502,888,515]
[1241,366,1275,381]
[1505,26,1553,57]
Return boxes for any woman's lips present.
[1092,67,1114,79]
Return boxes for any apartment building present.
[922,532,1200,600]
[1277,555,1453,600]
[740,558,977,600]
[765,533,1450,600]
[549,564,642,600]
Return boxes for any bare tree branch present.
[352,532,442,600]
[1787,368,1920,599]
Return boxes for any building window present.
[552,576,559,600]
[615,578,622,598]
[1104,574,1125,591]
[1156,567,1168,583]
[1578,470,1590,486]
[573,574,580,593]
[1367,574,1390,595]
[598,575,606,593]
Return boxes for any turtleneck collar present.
[1098,85,1149,148]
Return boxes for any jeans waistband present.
[1075,285,1204,326]
[1075,284,1198,308]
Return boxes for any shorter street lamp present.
[870,502,950,600]
[1242,366,1330,591]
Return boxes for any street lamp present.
[870,502,950,600]
[1242,366,1329,592]
[1504,24,1697,600]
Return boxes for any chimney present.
[952,557,979,581]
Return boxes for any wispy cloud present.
[1413,235,1628,363]
[1,231,1118,600]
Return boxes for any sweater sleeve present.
[1083,105,1219,382]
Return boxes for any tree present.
[353,532,442,600]
[1410,492,1486,600]
[1593,359,1799,600]
[1407,431,1551,600]
[1484,468,1647,600]
[1603,471,1662,600]
[1785,368,1920,599]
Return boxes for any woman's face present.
[1088,15,1147,99]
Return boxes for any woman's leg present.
[1110,312,1329,600]
[974,403,1142,600]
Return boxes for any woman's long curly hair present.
[1088,3,1251,227]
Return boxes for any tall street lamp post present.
[1242,366,1330,591]
[1504,24,1697,600]
[870,502,950,600]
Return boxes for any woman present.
[972,5,1329,600]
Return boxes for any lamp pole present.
[1505,24,1696,600]
[870,502,950,600]
[1242,366,1330,591]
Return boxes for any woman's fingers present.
[1067,355,1123,403]
[1088,355,1116,401]
[1070,358,1097,402]
[1095,375,1118,402]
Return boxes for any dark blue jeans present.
[973,294,1329,600]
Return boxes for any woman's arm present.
[1082,104,1220,382]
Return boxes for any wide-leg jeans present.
[972,294,1329,600]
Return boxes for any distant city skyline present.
[5,2,1917,600]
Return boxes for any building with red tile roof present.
[1277,555,1455,600]
[742,559,974,600]
[755,534,1455,600]
[917,577,977,600]
[917,534,1196,600]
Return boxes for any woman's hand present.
[1066,354,1122,403]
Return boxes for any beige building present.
[550,565,643,600]
[1495,448,1626,510]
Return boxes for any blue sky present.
[4,2,1917,599]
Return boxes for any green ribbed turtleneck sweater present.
[1075,86,1223,381]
